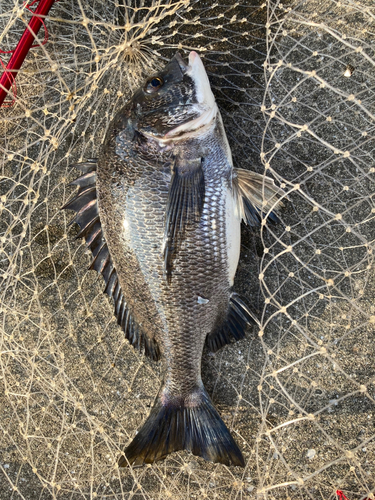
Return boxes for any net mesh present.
[0,0,374,498]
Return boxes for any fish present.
[62,51,283,467]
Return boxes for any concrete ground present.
[0,0,374,499]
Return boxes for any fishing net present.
[1,0,374,498]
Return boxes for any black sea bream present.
[63,52,283,467]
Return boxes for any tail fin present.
[118,389,245,467]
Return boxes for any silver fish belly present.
[63,51,283,467]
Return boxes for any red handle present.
[0,0,56,107]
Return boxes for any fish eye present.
[145,77,164,93]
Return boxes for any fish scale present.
[121,155,229,393]
[63,51,284,467]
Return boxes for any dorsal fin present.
[163,156,205,283]
[206,293,259,352]
[62,159,160,361]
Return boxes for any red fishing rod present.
[0,0,56,107]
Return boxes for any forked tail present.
[118,388,244,467]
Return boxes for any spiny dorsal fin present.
[233,168,284,226]
[62,159,160,361]
[206,293,259,353]
[163,156,205,283]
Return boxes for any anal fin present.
[206,293,259,352]
[62,159,160,361]
[233,168,284,226]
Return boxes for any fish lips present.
[135,105,201,140]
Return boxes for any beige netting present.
[0,0,374,498]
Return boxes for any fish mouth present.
[164,105,217,140]
[173,51,206,77]
[164,51,218,141]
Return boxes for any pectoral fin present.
[163,157,205,283]
[233,168,284,226]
